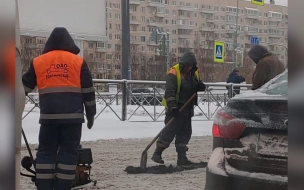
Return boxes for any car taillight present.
[212,109,246,139]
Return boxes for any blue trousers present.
[35,123,82,190]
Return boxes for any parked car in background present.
[204,70,288,190]
[131,88,165,106]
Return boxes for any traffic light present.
[158,36,166,56]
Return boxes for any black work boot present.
[151,147,165,164]
[176,147,195,166]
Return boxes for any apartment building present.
[20,0,288,82]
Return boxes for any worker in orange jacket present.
[22,27,96,190]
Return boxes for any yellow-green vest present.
[162,64,200,108]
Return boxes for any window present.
[141,16,145,22]
[172,1,176,5]
[141,26,145,31]
[140,6,145,12]
[194,4,198,9]
[115,13,121,19]
[141,46,145,51]
[260,71,287,95]
[115,44,121,51]
[165,0,169,4]
[130,5,137,12]
[115,54,121,60]
[140,36,146,42]
[165,9,169,15]
[88,42,94,48]
[172,10,177,16]
[115,24,121,30]
[131,15,136,21]
[106,54,112,60]
[108,13,112,19]
[115,34,121,39]
[109,23,112,29]
[246,8,259,16]
[107,44,112,49]
[96,42,106,48]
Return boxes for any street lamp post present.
[232,0,239,70]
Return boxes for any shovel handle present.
[143,93,197,152]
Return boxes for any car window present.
[259,70,288,95]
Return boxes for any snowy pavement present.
[22,104,214,144]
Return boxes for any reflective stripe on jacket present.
[23,50,96,124]
[162,64,200,108]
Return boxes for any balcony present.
[269,16,282,22]
[147,41,158,46]
[130,0,141,5]
[178,34,190,39]
[130,40,146,45]
[178,15,190,20]
[246,14,260,20]
[24,44,44,49]
[177,24,195,30]
[130,20,141,25]
[244,30,259,36]
[155,12,165,17]
[226,28,235,33]
[268,33,281,38]
[147,0,165,7]
[200,27,214,32]
[178,6,194,12]
[96,47,107,53]
[206,18,216,23]
[147,21,163,27]
[200,8,215,14]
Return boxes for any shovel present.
[139,93,197,169]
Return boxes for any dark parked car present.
[131,88,164,106]
[204,70,288,190]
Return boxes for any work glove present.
[195,82,206,92]
[170,107,181,118]
[87,116,94,129]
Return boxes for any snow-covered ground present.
[21,104,215,190]
[22,104,215,144]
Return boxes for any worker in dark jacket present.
[226,69,245,97]
[248,45,285,90]
[22,27,96,190]
[151,52,206,166]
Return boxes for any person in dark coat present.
[22,27,96,190]
[248,45,285,90]
[226,69,245,97]
[151,52,206,166]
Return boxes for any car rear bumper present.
[205,169,287,190]
[204,148,287,190]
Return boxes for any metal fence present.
[23,79,252,122]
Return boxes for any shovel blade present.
[140,151,148,169]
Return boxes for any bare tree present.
[130,47,166,81]
[20,36,44,74]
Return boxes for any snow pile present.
[225,164,287,183]
[207,147,228,177]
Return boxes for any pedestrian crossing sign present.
[251,0,264,6]
[214,41,225,63]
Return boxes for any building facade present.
[20,0,288,82]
